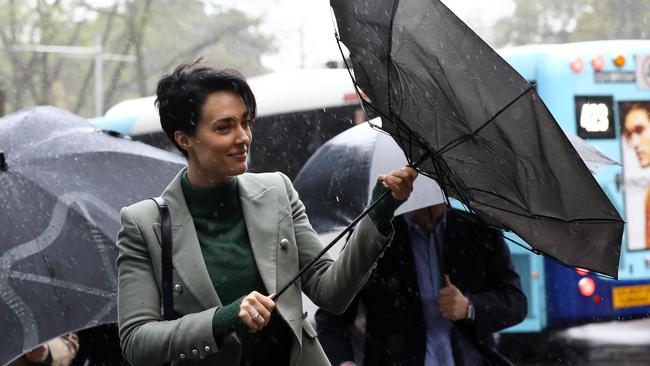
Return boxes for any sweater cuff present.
[212,297,244,340]
[368,180,403,233]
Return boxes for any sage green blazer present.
[116,168,393,366]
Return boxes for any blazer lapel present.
[153,168,222,310]
[237,174,279,295]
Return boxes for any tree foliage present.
[494,0,650,48]
[0,0,275,117]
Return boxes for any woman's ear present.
[174,130,192,153]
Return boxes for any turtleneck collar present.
[181,171,240,219]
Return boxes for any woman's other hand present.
[239,291,276,332]
[378,166,418,201]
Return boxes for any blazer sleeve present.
[278,172,394,314]
[116,206,221,366]
[465,231,528,335]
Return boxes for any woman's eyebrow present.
[210,117,236,125]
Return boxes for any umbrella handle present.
[271,154,429,301]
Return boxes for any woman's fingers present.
[239,291,276,332]
[380,166,418,201]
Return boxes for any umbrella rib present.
[468,187,624,224]
[386,0,400,115]
[497,233,617,279]
[9,271,115,298]
[334,27,436,160]
[437,85,534,156]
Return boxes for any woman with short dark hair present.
[116,59,417,366]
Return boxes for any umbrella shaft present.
[271,154,429,301]
[271,188,391,301]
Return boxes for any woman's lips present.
[229,151,247,161]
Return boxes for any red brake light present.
[579,277,596,297]
[593,294,602,304]
[592,55,605,72]
[570,58,584,73]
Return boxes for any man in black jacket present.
[315,204,527,366]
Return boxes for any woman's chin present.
[229,163,248,176]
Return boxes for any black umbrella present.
[330,0,624,278]
[295,121,618,236]
[0,106,184,365]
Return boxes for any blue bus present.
[500,40,650,333]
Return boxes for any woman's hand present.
[378,166,418,201]
[239,291,276,332]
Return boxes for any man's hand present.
[438,274,470,321]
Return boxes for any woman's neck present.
[186,164,229,188]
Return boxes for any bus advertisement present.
[500,40,650,333]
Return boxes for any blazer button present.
[302,311,308,319]
[191,349,198,356]
[174,284,183,293]
[280,238,289,249]
[179,353,186,360]
[204,345,211,353]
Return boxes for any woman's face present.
[186,90,252,184]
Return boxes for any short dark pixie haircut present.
[155,58,257,157]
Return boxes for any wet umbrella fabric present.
[294,120,444,234]
[295,121,618,235]
[0,106,184,365]
[330,0,624,277]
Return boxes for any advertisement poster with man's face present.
[621,101,650,250]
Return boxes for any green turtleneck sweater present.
[181,173,264,338]
[180,172,402,352]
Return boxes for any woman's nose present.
[236,124,251,144]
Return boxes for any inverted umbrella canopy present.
[563,129,618,173]
[0,106,185,365]
[295,120,619,236]
[330,0,624,277]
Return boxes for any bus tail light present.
[593,294,602,304]
[575,267,590,276]
[614,54,626,68]
[570,58,584,73]
[592,55,606,72]
[579,277,596,297]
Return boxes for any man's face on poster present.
[624,107,650,168]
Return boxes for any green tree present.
[0,0,275,117]
[573,0,650,41]
[493,0,650,48]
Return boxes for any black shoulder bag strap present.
[150,197,174,321]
